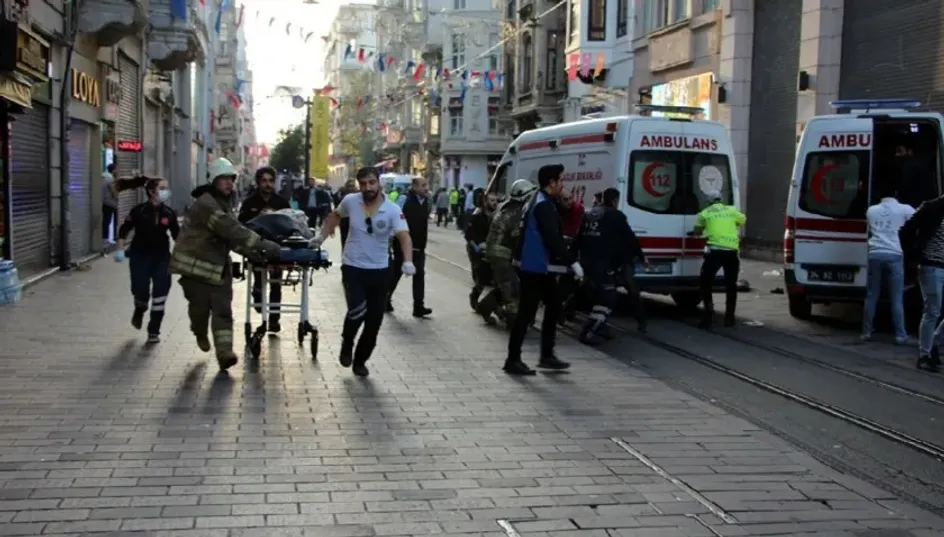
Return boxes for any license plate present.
[806,268,856,283]
[637,263,673,275]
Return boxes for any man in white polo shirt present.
[321,167,415,377]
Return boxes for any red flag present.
[412,64,426,81]
[567,53,579,81]
[357,48,366,62]
[235,5,244,28]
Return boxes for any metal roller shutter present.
[10,104,51,276]
[839,1,944,111]
[745,1,802,249]
[144,104,159,176]
[117,53,141,223]
[68,121,93,260]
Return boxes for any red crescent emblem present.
[810,163,839,206]
[642,162,668,197]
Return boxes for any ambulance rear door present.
[792,118,872,290]
[625,120,736,287]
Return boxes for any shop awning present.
[0,73,32,109]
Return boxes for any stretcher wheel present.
[310,332,318,361]
[249,333,263,360]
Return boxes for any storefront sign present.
[117,140,142,152]
[0,74,32,108]
[15,27,50,82]
[71,69,101,107]
[101,65,121,122]
[649,26,692,72]
[650,73,714,120]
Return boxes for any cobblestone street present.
[0,240,943,536]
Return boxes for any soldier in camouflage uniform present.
[476,179,538,326]
[171,158,281,370]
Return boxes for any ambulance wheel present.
[671,291,701,312]
[310,332,319,361]
[788,294,812,320]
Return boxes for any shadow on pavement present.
[166,362,208,415]
[202,372,234,416]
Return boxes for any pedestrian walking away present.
[506,164,582,375]
[862,184,915,344]
[691,192,746,329]
[388,177,433,317]
[102,163,119,244]
[434,187,450,226]
[572,187,646,345]
[465,190,497,314]
[171,158,281,371]
[238,166,292,333]
[899,192,944,372]
[115,177,179,343]
[320,167,415,377]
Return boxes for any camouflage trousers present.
[179,275,235,360]
[476,262,519,323]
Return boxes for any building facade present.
[324,3,379,187]
[439,0,510,189]
[0,0,214,281]
[507,0,567,131]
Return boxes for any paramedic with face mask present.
[115,178,179,343]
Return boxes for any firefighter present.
[465,190,499,316]
[115,178,179,343]
[477,179,537,327]
[572,187,646,345]
[171,158,281,371]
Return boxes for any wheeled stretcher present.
[236,213,332,361]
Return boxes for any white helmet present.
[509,179,537,201]
[209,158,238,182]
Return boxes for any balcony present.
[147,0,206,71]
[78,0,147,47]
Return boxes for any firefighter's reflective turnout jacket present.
[171,187,278,284]
[485,198,527,262]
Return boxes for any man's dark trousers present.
[389,243,426,308]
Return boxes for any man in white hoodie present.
[862,184,915,343]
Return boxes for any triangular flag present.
[358,48,366,62]
[567,53,579,81]
[593,53,605,78]
[235,4,244,28]
[268,16,275,27]
[377,54,386,71]
[285,23,291,36]
[412,64,426,81]
[580,53,592,77]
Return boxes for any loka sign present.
[71,69,101,107]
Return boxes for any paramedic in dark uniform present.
[320,167,414,377]
[238,166,291,332]
[572,187,647,345]
[388,177,433,317]
[692,192,746,329]
[115,178,179,343]
[505,164,583,375]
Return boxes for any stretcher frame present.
[243,259,326,361]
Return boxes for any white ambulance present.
[485,105,741,308]
[783,98,944,319]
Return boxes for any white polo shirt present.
[336,193,409,269]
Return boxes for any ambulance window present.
[799,151,870,219]
[488,162,510,199]
[628,150,733,214]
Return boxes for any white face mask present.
[158,190,171,203]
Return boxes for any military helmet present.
[509,179,537,201]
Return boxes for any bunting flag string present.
[567,52,607,83]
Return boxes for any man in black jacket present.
[572,187,647,345]
[388,177,433,317]
[238,166,291,332]
[465,191,498,314]
[900,194,944,372]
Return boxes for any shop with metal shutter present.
[116,52,142,223]
[144,103,160,176]
[67,121,93,260]
[9,104,51,277]
[744,1,802,250]
[838,1,944,110]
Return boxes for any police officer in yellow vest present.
[171,158,281,370]
[691,193,746,329]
